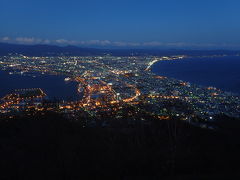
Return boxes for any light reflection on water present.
[0,70,81,100]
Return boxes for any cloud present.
[142,41,163,46]
[2,37,52,45]
[127,42,141,47]
[1,37,10,41]
[166,42,188,47]
[78,40,112,46]
[112,41,127,47]
[15,37,52,45]
[1,36,240,49]
[55,39,113,46]
[43,39,51,44]
[16,37,38,44]
[112,41,141,47]
[55,39,78,45]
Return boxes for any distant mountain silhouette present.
[0,43,104,56]
[0,42,239,56]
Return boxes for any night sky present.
[0,0,240,49]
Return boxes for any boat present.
[64,77,71,81]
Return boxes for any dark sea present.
[1,56,240,99]
[152,56,240,94]
[0,71,80,100]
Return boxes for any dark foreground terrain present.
[0,111,240,179]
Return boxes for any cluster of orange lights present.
[0,89,46,110]
[157,116,170,120]
[148,95,180,99]
[155,76,167,79]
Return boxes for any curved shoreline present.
[151,56,240,95]
[0,70,80,100]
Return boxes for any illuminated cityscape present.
[0,54,239,127]
[1,0,240,177]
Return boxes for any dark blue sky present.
[0,0,240,49]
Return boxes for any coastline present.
[151,55,240,95]
[0,70,80,100]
